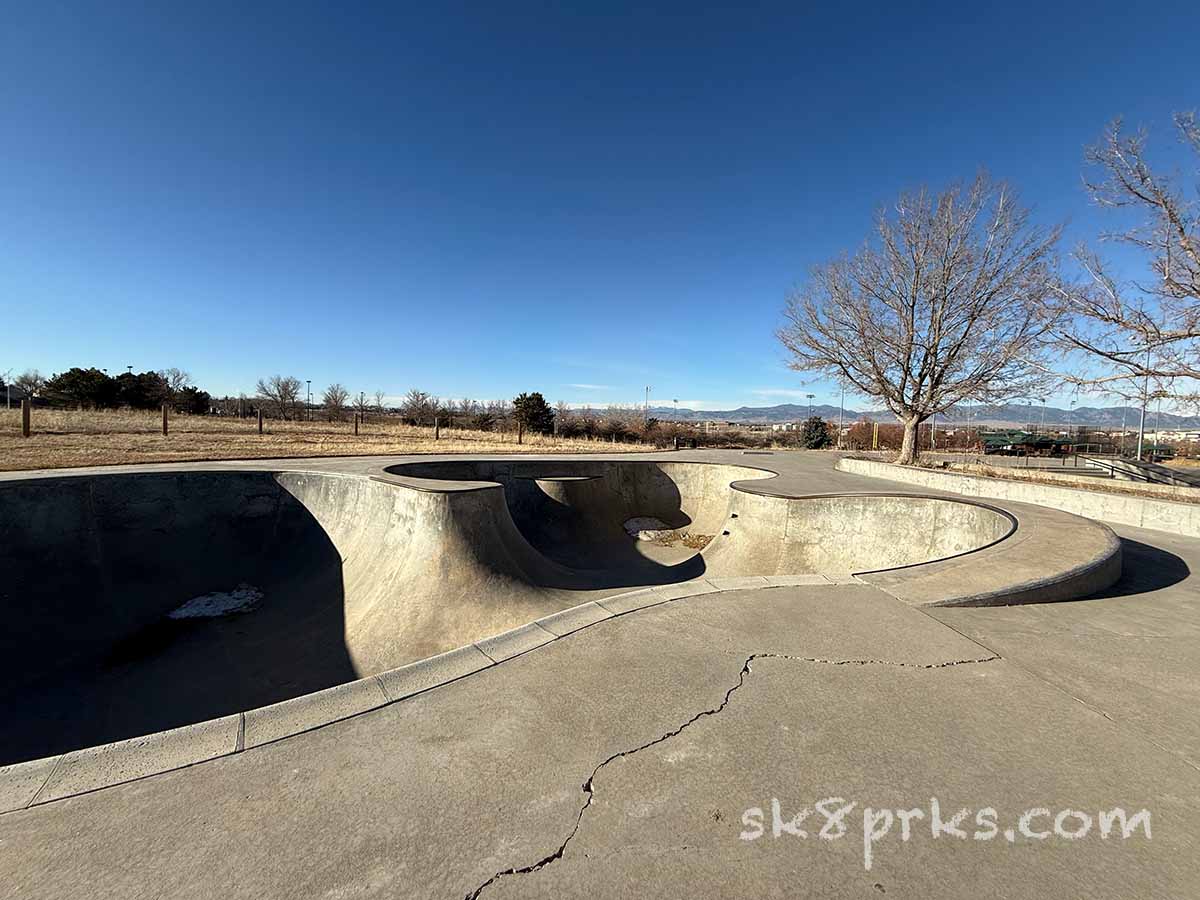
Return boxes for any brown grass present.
[1168,457,1200,470]
[0,408,656,472]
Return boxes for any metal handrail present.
[1076,454,1171,485]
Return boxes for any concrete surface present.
[0,450,1195,899]
[0,456,1115,770]
[1,579,1195,899]
[840,456,1200,537]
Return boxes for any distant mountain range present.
[644,402,1200,429]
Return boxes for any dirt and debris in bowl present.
[623,517,713,550]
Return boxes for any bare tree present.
[158,367,192,403]
[778,174,1062,464]
[256,375,302,420]
[373,390,387,414]
[14,369,45,400]
[322,383,349,421]
[1048,114,1200,402]
[400,389,436,424]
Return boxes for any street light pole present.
[806,393,814,419]
[306,380,312,422]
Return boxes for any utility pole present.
[644,386,651,422]
[306,380,312,422]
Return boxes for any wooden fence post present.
[518,422,523,445]
[258,409,264,434]
[22,399,31,438]
[161,403,169,436]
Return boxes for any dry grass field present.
[0,408,656,472]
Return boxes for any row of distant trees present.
[247,380,855,448]
[1,367,211,414]
[778,111,1200,464]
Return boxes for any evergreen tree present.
[512,392,555,434]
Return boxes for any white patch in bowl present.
[168,583,263,619]
[623,517,673,541]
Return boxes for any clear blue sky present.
[2,1,1195,410]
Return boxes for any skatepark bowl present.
[0,459,1121,790]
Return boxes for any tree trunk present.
[896,415,922,465]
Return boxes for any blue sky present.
[2,1,1196,410]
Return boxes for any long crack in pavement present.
[464,651,1001,899]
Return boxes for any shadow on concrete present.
[389,459,712,588]
[1090,538,1190,598]
[0,472,357,766]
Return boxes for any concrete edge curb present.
[837,458,1126,607]
[0,577,853,813]
[917,530,1125,608]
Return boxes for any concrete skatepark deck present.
[0,450,1195,899]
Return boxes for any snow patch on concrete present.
[168,584,263,619]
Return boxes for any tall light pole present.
[838,386,845,449]
[1039,398,1046,438]
[644,386,651,422]
[306,380,312,422]
[1136,346,1152,460]
[806,393,814,419]
[673,398,678,420]
[1154,391,1167,449]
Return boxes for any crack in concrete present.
[758,652,1001,669]
[464,650,999,898]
